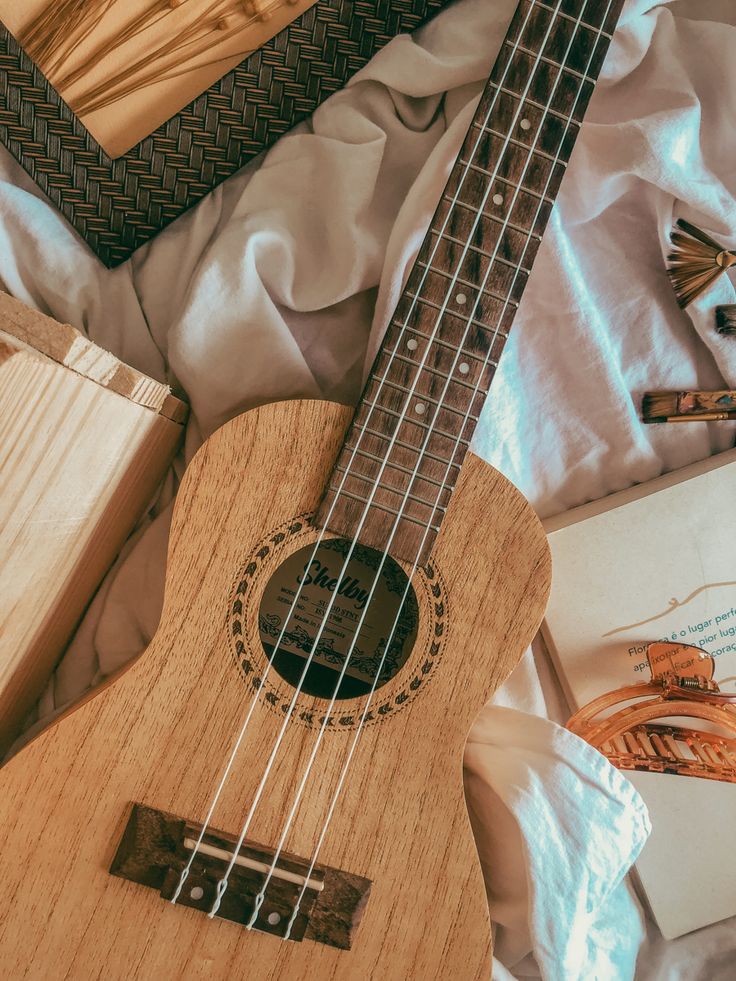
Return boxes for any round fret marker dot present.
[492,193,504,206]
[267,912,282,926]
[415,402,426,415]
[520,118,532,130]
[407,338,418,351]
[190,886,204,901]
[456,293,467,305]
[459,362,470,375]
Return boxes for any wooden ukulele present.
[0,2,623,977]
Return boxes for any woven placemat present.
[0,0,448,267]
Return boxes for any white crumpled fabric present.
[1,0,735,977]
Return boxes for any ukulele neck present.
[317,0,624,565]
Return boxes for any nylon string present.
[204,0,571,919]
[169,0,543,909]
[282,0,615,937]
[272,0,613,938]
[245,0,596,929]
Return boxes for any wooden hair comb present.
[567,643,736,783]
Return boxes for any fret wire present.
[531,0,613,37]
[299,18,623,937]
[430,228,534,274]
[375,2,558,454]
[351,431,464,470]
[503,39,600,85]
[332,0,546,529]
[404,288,517,320]
[441,196,543,240]
[340,445,451,487]
[396,9,563,509]
[440,3,613,535]
[174,5,622,922]
[429,10,619,594]
[390,320,501,364]
[400,2,592,467]
[486,81,584,124]
[365,402,477,440]
[333,466,451,512]
[457,159,559,201]
[441,4,608,483]
[423,9,600,456]
[380,350,481,392]
[315,1,545,561]
[329,0,615,551]
[472,123,570,167]
[375,377,486,419]
[415,260,525,301]
[330,488,443,532]
[451,172,555,205]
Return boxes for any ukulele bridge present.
[110,803,371,949]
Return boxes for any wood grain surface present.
[0,399,550,979]
[0,316,184,755]
[0,291,187,422]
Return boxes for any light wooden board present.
[0,398,551,979]
[0,291,186,421]
[0,295,186,753]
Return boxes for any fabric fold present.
[466,706,650,981]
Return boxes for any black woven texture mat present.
[0,0,448,267]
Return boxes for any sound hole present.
[258,539,419,700]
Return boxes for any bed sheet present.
[1,0,735,978]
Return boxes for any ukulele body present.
[0,399,550,980]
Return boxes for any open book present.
[542,449,736,939]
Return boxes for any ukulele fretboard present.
[317,0,624,564]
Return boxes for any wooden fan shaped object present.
[667,219,736,308]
